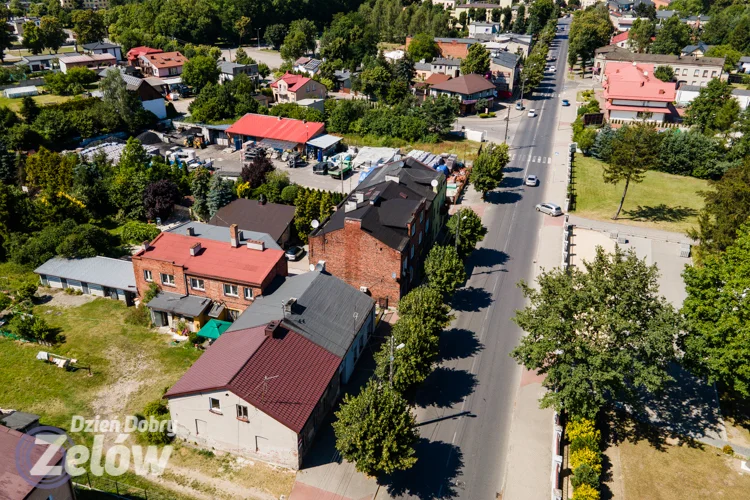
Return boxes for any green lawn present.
[572,155,708,233]
[342,133,483,162]
[0,298,200,430]
[5,45,78,58]
[0,92,74,112]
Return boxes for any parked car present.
[536,202,563,216]
[528,109,537,117]
[562,99,570,106]
[313,161,331,175]
[525,175,539,187]
[515,101,524,110]
[550,66,556,73]
[285,246,304,261]
[287,152,305,168]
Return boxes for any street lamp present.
[389,339,406,386]
[455,209,468,253]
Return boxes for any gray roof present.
[492,52,519,68]
[99,67,144,91]
[415,61,431,71]
[34,257,137,291]
[595,45,724,68]
[359,157,443,206]
[83,41,120,51]
[657,10,676,19]
[334,69,352,81]
[226,271,375,358]
[209,199,296,243]
[0,411,39,432]
[218,60,258,75]
[147,292,212,316]
[167,221,281,251]
[434,37,478,45]
[740,56,750,64]
[679,85,701,92]
[21,52,74,62]
[432,57,461,67]
[682,42,710,55]
[307,134,343,149]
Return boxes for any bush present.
[280,185,300,204]
[722,444,734,455]
[570,448,602,475]
[572,483,600,500]
[478,112,496,118]
[567,418,599,443]
[121,221,161,244]
[188,331,201,346]
[571,463,600,489]
[125,305,151,327]
[12,315,62,344]
[140,400,172,445]
[143,283,159,304]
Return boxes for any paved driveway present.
[220,46,283,70]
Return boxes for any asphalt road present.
[378,20,571,500]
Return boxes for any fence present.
[73,473,172,500]
[551,411,564,500]
[562,143,575,271]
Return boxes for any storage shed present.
[34,256,137,305]
[3,86,38,99]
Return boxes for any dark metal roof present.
[0,411,39,432]
[226,270,375,358]
[209,199,296,243]
[146,292,212,316]
[359,157,443,205]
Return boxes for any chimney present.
[186,226,195,236]
[315,260,326,272]
[284,297,297,313]
[345,200,358,212]
[189,242,201,256]
[246,239,265,251]
[229,224,239,248]
[143,240,151,250]
[265,320,282,338]
[354,192,365,203]
[369,191,381,205]
[385,174,400,183]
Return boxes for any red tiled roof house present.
[603,62,677,124]
[271,72,327,103]
[139,51,188,78]
[132,227,287,330]
[165,322,341,469]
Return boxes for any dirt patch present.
[38,289,97,308]
[90,347,151,419]
[725,419,750,450]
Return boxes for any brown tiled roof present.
[209,198,296,243]
[0,425,66,499]
[143,51,187,69]
[429,73,496,95]
[165,325,341,433]
[425,73,452,85]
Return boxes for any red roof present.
[227,114,325,144]
[1,425,66,499]
[127,46,163,62]
[135,232,285,286]
[611,32,629,44]
[165,325,341,433]
[603,62,676,102]
[270,72,313,92]
[605,103,673,114]
[142,51,187,69]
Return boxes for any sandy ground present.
[38,288,97,308]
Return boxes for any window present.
[410,224,415,236]
[236,404,249,421]
[711,70,717,77]
[674,68,680,74]
[410,245,415,258]
[161,273,175,286]
[144,270,153,282]
[419,231,423,245]
[420,212,424,223]
[190,278,205,291]
[426,219,430,232]
[244,287,254,300]
[702,70,708,77]
[403,257,408,270]
[209,397,221,413]
[224,284,239,297]
[228,309,240,320]
[693,69,700,76]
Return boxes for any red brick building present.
[405,36,478,60]
[308,181,429,306]
[132,226,287,330]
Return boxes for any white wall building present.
[35,256,137,305]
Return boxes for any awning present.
[258,138,298,151]
[146,292,211,317]
[307,134,343,150]
[208,303,225,318]
[197,319,232,339]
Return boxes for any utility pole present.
[455,208,461,252]
[504,103,511,143]
[257,28,261,50]
[389,336,394,386]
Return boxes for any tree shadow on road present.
[465,247,509,278]
[379,438,465,499]
[414,367,478,409]
[622,204,697,223]
[451,286,492,312]
[485,189,522,205]
[499,176,524,189]
[439,328,484,362]
[504,166,524,173]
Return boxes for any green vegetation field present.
[0,92,74,112]
[343,133,483,161]
[572,155,708,234]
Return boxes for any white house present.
[34,256,138,305]
[740,56,750,74]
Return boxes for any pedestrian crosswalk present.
[534,91,557,98]
[509,153,553,164]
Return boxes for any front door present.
[195,419,207,436]
[81,282,89,294]
[60,278,68,289]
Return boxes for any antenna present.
[311,219,320,229]
[254,375,279,403]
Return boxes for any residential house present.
[739,56,750,74]
[270,72,327,103]
[293,57,322,76]
[490,51,519,94]
[209,198,297,247]
[358,156,447,246]
[99,67,168,119]
[165,321,341,469]
[485,34,532,58]
[593,45,725,86]
[608,0,634,12]
[83,41,123,60]
[453,2,512,23]
[1,424,76,500]
[429,73,497,114]
[308,181,430,306]
[35,256,138,305]
[127,46,162,68]
[414,73,453,99]
[415,60,432,81]
[406,36,478,60]
[58,53,116,73]
[219,60,259,84]
[226,113,325,153]
[226,269,377,384]
[139,51,188,78]
[132,229,287,327]
[16,52,72,71]
[167,221,282,250]
[681,41,711,57]
[611,31,631,49]
[677,85,750,110]
[431,57,462,78]
[602,62,676,123]
[468,22,501,38]
[296,98,325,113]
[333,69,353,92]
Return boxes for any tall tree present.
[182,55,220,91]
[110,138,149,220]
[407,32,439,62]
[190,167,211,221]
[653,65,674,82]
[424,245,466,297]
[604,123,661,220]
[511,246,681,419]
[568,6,613,73]
[25,147,75,193]
[684,79,735,135]
[143,179,180,221]
[234,16,251,48]
[447,208,486,257]
[628,18,656,53]
[333,380,418,475]
[375,315,441,392]
[0,7,17,62]
[397,285,452,335]
[682,223,750,397]
[651,15,691,55]
[264,23,288,50]
[22,22,44,55]
[512,4,526,33]
[207,173,234,217]
[71,10,106,46]
[0,140,17,185]
[460,43,490,75]
[39,16,66,53]
[100,69,146,133]
[469,142,509,198]
[19,96,39,123]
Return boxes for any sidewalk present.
[568,215,695,245]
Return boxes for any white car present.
[536,203,563,216]
[550,66,557,73]
[528,109,537,117]
[525,175,539,187]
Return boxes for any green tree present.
[447,208,486,257]
[651,15,691,55]
[71,10,106,46]
[407,32,439,62]
[628,18,655,53]
[460,43,490,75]
[0,7,17,62]
[39,15,66,53]
[182,55,220,91]
[22,22,44,54]
[688,160,750,258]
[729,16,750,52]
[705,45,743,72]
[234,48,253,65]
[375,315,441,393]
[419,95,459,135]
[19,96,39,123]
[591,124,616,162]
[576,127,598,155]
[501,6,513,31]
[280,18,316,61]
[265,23,288,50]
[110,138,150,220]
[511,246,681,419]
[140,400,172,445]
[684,79,735,134]
[604,122,661,220]
[512,4,526,33]
[682,223,750,396]
[25,147,75,193]
[469,142,509,198]
[656,129,724,179]
[0,140,17,184]
[100,69,149,133]
[207,173,234,217]
[568,6,613,73]
[333,380,418,475]
[358,64,392,101]
[234,16,251,47]
[397,285,452,335]
[653,65,674,82]
[425,245,466,296]
[190,167,211,221]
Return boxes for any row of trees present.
[568,5,613,75]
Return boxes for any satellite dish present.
[311,219,320,229]
[309,264,316,271]
[431,179,439,187]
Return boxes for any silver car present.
[536,202,563,216]
[525,175,539,186]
